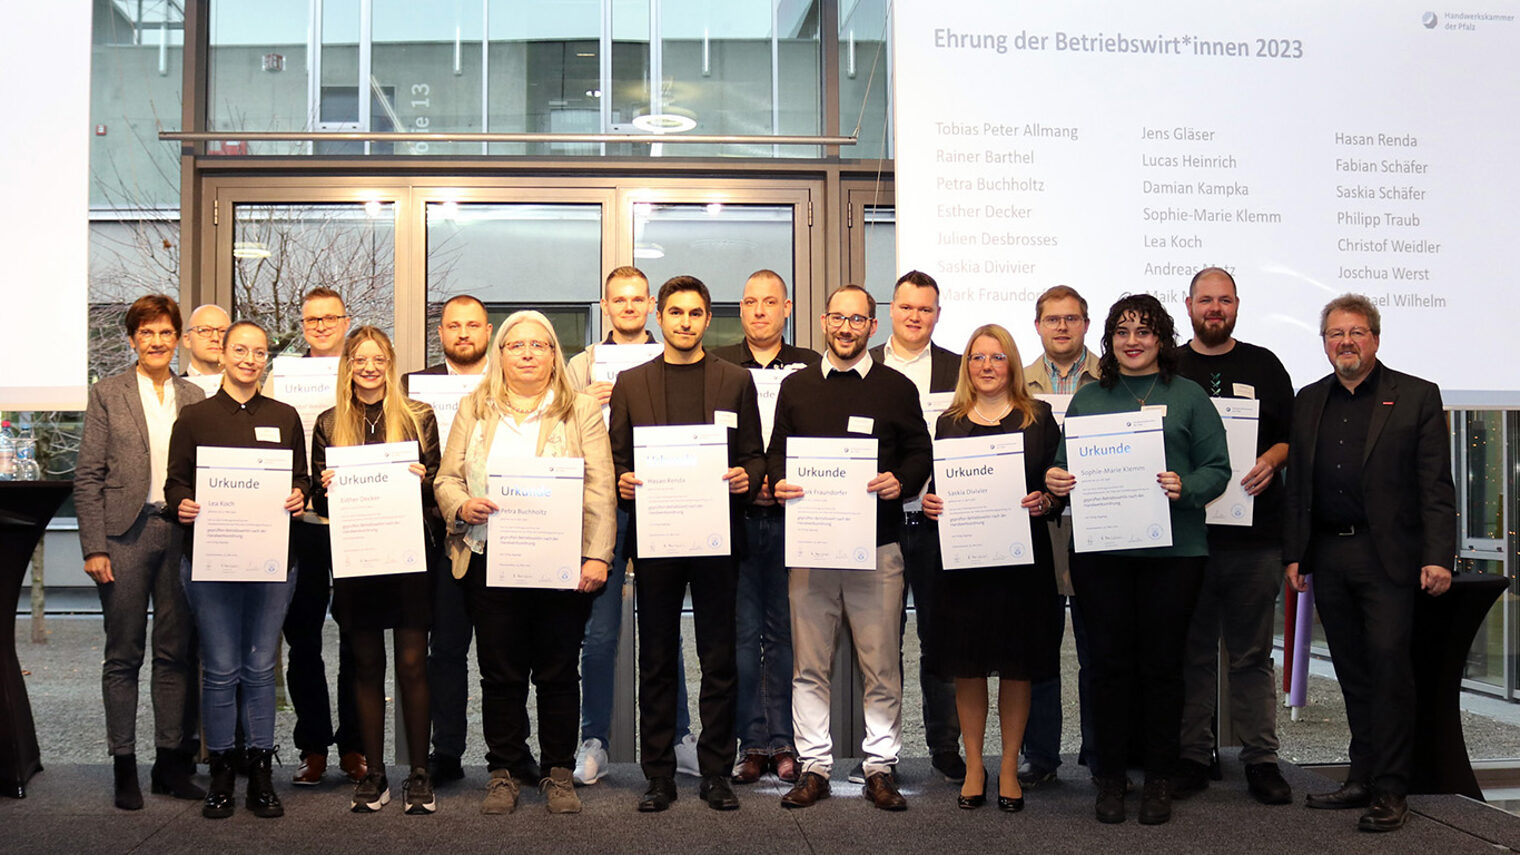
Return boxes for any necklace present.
[973,399,1012,423]
[1120,374,1161,407]
[504,392,545,415]
[363,408,383,434]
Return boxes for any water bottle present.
[0,420,14,481]
[14,425,40,480]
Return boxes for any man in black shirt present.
[609,276,766,813]
[710,270,820,786]
[768,285,932,812]
[1284,294,1455,832]
[1173,268,1295,805]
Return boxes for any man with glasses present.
[769,285,932,811]
[1173,268,1295,805]
[1284,294,1454,832]
[608,275,766,812]
[1019,285,1101,789]
[403,293,493,786]
[285,286,366,788]
[868,270,965,785]
[181,304,230,379]
[711,270,819,786]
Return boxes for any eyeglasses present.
[187,325,228,340]
[968,353,1009,365]
[134,329,179,343]
[351,357,390,369]
[502,340,554,354]
[1323,328,1373,343]
[227,344,269,363]
[1040,314,1085,328]
[823,313,871,330]
[302,314,348,329]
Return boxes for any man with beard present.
[1285,294,1453,832]
[405,293,492,784]
[1173,268,1295,805]
[608,275,765,812]
[767,285,932,812]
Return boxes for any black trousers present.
[634,555,738,780]
[284,521,360,756]
[427,550,474,761]
[463,553,593,778]
[1309,530,1416,795]
[1069,552,1207,779]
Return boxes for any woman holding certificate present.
[921,324,1061,814]
[1044,294,1230,827]
[164,320,309,820]
[434,310,616,816]
[310,327,442,815]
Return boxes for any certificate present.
[191,446,293,582]
[633,424,730,558]
[785,436,878,570]
[593,342,663,425]
[325,441,426,579]
[905,391,956,512]
[1206,398,1260,527]
[1065,411,1172,552]
[933,433,1034,569]
[1034,393,1074,428]
[749,366,805,449]
[264,357,338,460]
[487,457,584,589]
[407,373,484,450]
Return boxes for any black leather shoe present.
[428,753,465,784]
[1017,763,1057,789]
[931,752,967,784]
[863,771,908,811]
[958,770,987,809]
[202,751,236,819]
[1138,777,1172,825]
[1358,790,1408,832]
[1171,758,1209,799]
[1095,775,1126,824]
[1245,762,1293,805]
[998,794,1026,812]
[244,748,285,818]
[700,775,741,810]
[113,754,143,811]
[151,747,206,800]
[780,772,830,809]
[637,776,677,812]
[1306,780,1372,810]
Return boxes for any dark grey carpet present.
[4,753,1517,854]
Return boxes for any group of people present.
[73,263,1453,833]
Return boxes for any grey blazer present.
[75,368,207,556]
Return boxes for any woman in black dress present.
[311,326,442,815]
[922,323,1061,813]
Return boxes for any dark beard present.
[1192,316,1235,348]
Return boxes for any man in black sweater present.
[767,285,932,812]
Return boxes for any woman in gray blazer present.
[75,294,207,809]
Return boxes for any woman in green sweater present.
[1045,293,1230,827]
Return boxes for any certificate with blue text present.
[1205,398,1259,527]
[633,424,731,558]
[487,457,584,589]
[933,433,1034,569]
[784,436,879,570]
[407,373,485,451]
[264,357,338,468]
[192,446,293,582]
[325,441,425,579]
[1065,411,1172,552]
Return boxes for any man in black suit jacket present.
[608,276,766,813]
[867,270,966,783]
[403,293,493,785]
[1283,294,1455,832]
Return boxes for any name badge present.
[1141,404,1168,417]
[847,416,874,435]
[1233,382,1256,399]
[714,410,737,429]
[255,426,281,443]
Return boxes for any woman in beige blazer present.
[434,310,615,817]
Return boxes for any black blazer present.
[1282,363,1455,582]
[869,342,962,393]
[608,355,767,557]
[401,362,449,396]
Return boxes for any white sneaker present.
[675,733,700,778]
[573,738,608,786]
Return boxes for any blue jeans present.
[180,556,297,752]
[581,507,689,746]
[734,511,793,752]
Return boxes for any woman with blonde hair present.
[310,326,442,815]
[922,323,1062,813]
[434,310,616,816]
